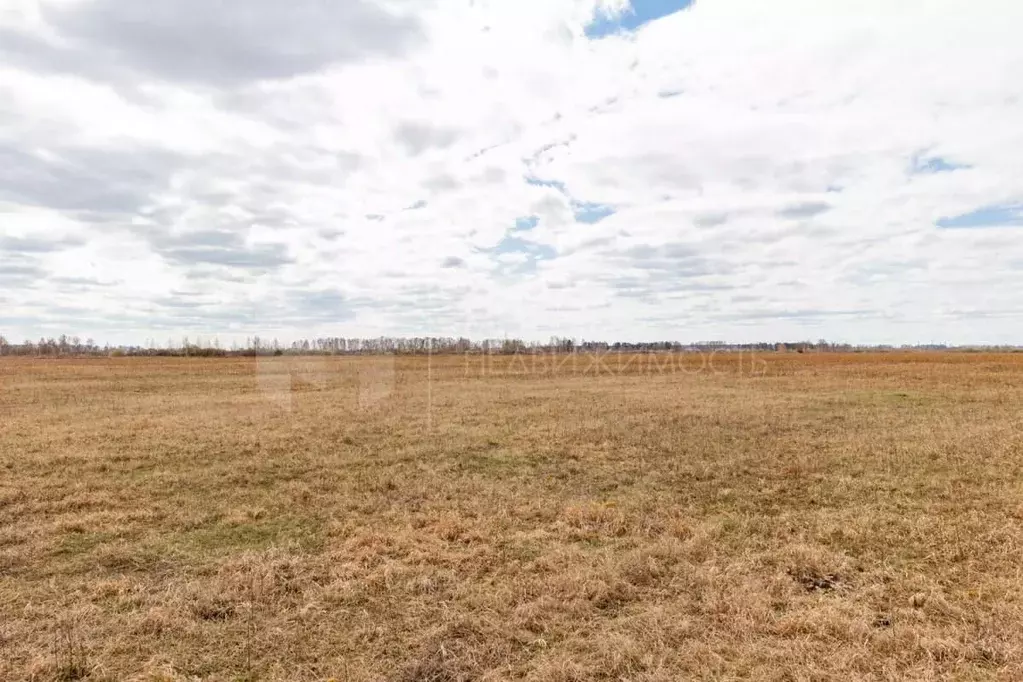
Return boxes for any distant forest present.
[0,334,1018,357]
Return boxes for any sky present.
[1,0,1022,347]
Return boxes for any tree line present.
[1,333,1015,357]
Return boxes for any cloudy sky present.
[1,0,1022,346]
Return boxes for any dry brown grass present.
[2,352,1023,681]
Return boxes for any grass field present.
[1,352,1023,681]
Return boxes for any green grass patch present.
[168,515,325,556]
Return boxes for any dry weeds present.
[1,352,1022,680]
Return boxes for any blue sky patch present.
[525,175,567,193]
[937,204,1023,229]
[573,202,616,224]
[514,215,539,231]
[586,0,695,39]
[912,153,971,175]
[493,235,556,260]
[523,174,615,224]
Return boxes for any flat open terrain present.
[2,352,1023,681]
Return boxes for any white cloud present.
[0,0,1022,345]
